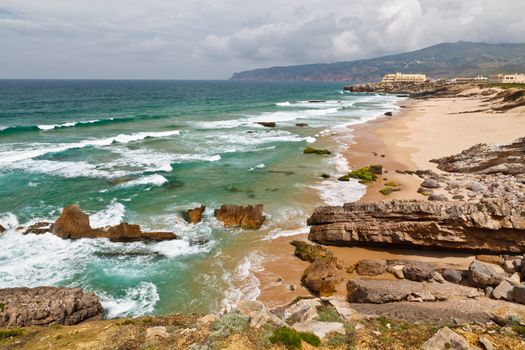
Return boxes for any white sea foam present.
[37,118,111,131]
[90,201,126,228]
[249,163,266,171]
[0,212,18,230]
[264,227,309,240]
[5,159,128,179]
[222,252,264,309]
[116,174,168,189]
[100,282,160,319]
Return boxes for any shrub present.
[338,167,379,183]
[120,319,135,326]
[270,327,321,349]
[211,310,250,339]
[513,324,525,336]
[0,329,23,340]
[379,187,394,195]
[0,302,5,312]
[304,147,331,155]
[315,306,343,323]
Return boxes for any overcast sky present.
[1,0,524,79]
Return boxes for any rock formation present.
[0,287,103,328]
[255,122,276,127]
[214,204,265,230]
[50,204,177,242]
[431,137,525,177]
[308,199,525,253]
[301,257,342,296]
[0,224,5,234]
[186,205,205,224]
[290,240,332,262]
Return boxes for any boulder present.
[236,300,285,328]
[0,224,5,234]
[513,285,525,304]
[476,255,504,266]
[428,194,448,201]
[0,287,103,328]
[290,241,331,262]
[384,111,393,117]
[347,279,481,304]
[466,181,486,193]
[355,259,387,276]
[279,298,320,324]
[214,204,266,230]
[295,123,308,127]
[421,179,441,189]
[146,326,169,342]
[468,260,506,288]
[186,205,205,224]
[51,205,177,242]
[302,257,342,296]
[486,303,525,326]
[402,262,435,282]
[308,199,525,253]
[442,269,464,284]
[292,319,345,339]
[492,280,514,301]
[421,327,470,350]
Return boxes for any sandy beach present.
[256,88,525,307]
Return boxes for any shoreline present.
[254,88,525,308]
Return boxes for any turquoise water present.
[0,80,402,317]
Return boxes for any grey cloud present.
[0,0,524,79]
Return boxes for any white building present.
[492,73,525,84]
[454,75,488,83]
[381,72,427,83]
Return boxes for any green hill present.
[229,41,525,82]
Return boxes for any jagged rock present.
[431,137,525,176]
[492,280,514,300]
[421,327,470,350]
[22,222,53,235]
[384,111,393,116]
[387,265,405,279]
[308,200,525,253]
[51,205,177,242]
[295,123,308,127]
[214,204,266,230]
[433,272,446,283]
[403,262,435,282]
[468,260,506,288]
[279,298,320,324]
[146,326,168,342]
[291,241,331,262]
[503,258,521,273]
[485,287,494,297]
[513,285,525,304]
[186,205,205,224]
[347,279,481,304]
[479,336,493,350]
[0,287,103,328]
[255,121,276,127]
[292,320,345,339]
[236,300,286,328]
[476,255,504,266]
[355,259,387,276]
[421,179,441,189]
[0,224,5,233]
[507,272,521,285]
[302,257,342,296]
[442,269,464,284]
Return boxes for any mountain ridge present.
[229,41,525,82]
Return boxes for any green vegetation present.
[513,323,525,336]
[384,181,399,187]
[338,167,378,183]
[303,147,331,155]
[315,306,343,323]
[120,319,135,326]
[0,302,5,312]
[270,327,320,349]
[0,329,23,340]
[379,187,401,195]
[484,83,525,89]
[211,310,250,339]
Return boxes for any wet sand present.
[253,92,525,308]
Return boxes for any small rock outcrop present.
[214,204,265,230]
[301,257,342,296]
[186,205,205,224]
[308,199,525,253]
[51,205,177,242]
[255,122,276,127]
[421,327,470,350]
[290,241,331,262]
[0,224,5,234]
[0,287,103,328]
[355,259,387,276]
[431,137,525,176]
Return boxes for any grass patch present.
[483,83,525,89]
[270,327,320,349]
[513,324,525,336]
[379,187,400,195]
[338,166,379,183]
[211,310,250,339]
[120,319,136,326]
[0,329,23,340]
[315,306,343,323]
[0,302,4,312]
[384,181,399,187]
[304,147,331,155]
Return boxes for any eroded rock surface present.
[301,257,342,296]
[308,199,525,253]
[0,287,103,328]
[291,240,332,262]
[51,204,177,242]
[214,204,266,230]
[186,205,205,224]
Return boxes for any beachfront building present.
[381,72,427,83]
[491,73,525,84]
[454,75,488,83]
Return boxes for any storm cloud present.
[1,0,524,79]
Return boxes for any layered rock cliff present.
[307,200,525,253]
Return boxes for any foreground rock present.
[214,204,266,230]
[421,327,470,350]
[291,240,332,262]
[431,137,525,176]
[308,199,525,253]
[51,205,177,242]
[347,279,481,304]
[186,205,205,224]
[0,287,103,328]
[301,257,342,296]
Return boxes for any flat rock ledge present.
[0,287,103,328]
[308,199,525,253]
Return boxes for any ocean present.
[0,80,403,317]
